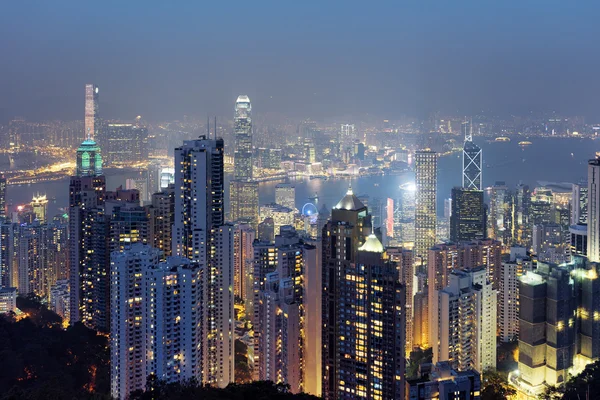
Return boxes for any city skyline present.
[5,3,600,400]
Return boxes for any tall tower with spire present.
[462,119,482,190]
[321,186,405,399]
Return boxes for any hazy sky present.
[1,1,599,122]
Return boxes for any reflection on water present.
[6,137,600,218]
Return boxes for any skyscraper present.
[462,123,482,190]
[432,267,497,373]
[414,150,437,267]
[588,157,600,262]
[147,185,174,258]
[234,95,253,180]
[233,223,255,302]
[253,226,318,393]
[230,95,259,228]
[84,84,99,141]
[102,123,149,165]
[0,175,6,219]
[172,136,234,387]
[229,180,259,227]
[69,135,107,329]
[173,136,224,260]
[322,188,406,399]
[110,244,203,400]
[572,181,588,225]
[450,187,485,242]
[31,194,48,224]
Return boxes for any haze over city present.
[2,1,600,121]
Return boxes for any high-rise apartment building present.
[147,185,174,258]
[498,247,531,343]
[172,136,234,387]
[322,188,406,399]
[233,223,255,302]
[173,136,224,260]
[432,267,497,373]
[253,226,318,393]
[110,244,203,400]
[450,187,485,243]
[387,246,415,354]
[84,84,99,141]
[414,150,437,268]
[588,157,600,262]
[0,175,6,219]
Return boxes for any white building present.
[259,203,295,236]
[110,244,204,400]
[0,287,17,313]
[499,247,532,343]
[50,279,70,321]
[588,157,600,262]
[433,266,497,373]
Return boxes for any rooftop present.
[359,233,384,253]
[333,185,365,211]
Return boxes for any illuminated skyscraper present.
[572,181,588,225]
[172,136,234,387]
[588,157,600,262]
[76,138,103,177]
[173,136,224,260]
[234,95,253,180]
[0,175,6,219]
[229,180,259,227]
[432,267,496,373]
[31,194,48,224]
[102,123,149,165]
[147,186,174,258]
[322,188,406,399]
[462,122,482,190]
[450,187,485,242]
[84,84,99,141]
[230,95,259,228]
[253,227,318,394]
[414,150,437,267]
[110,245,204,400]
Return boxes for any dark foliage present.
[0,298,111,400]
[561,360,600,400]
[480,369,515,400]
[129,379,320,400]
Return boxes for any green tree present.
[481,369,515,400]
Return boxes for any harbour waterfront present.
[5,137,600,218]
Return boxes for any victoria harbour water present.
[6,137,600,218]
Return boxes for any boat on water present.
[495,137,510,142]
[309,175,328,181]
[518,141,532,146]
